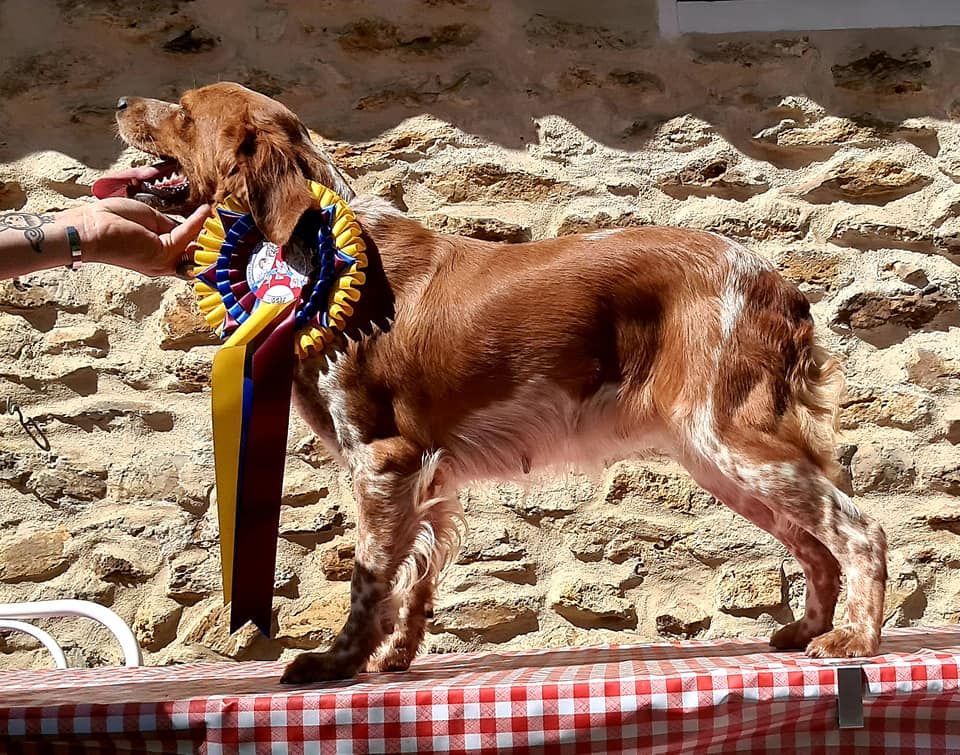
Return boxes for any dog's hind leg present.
[681,457,842,650]
[685,442,886,657]
[676,269,886,655]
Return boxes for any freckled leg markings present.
[365,468,462,673]
[802,483,887,658]
[760,476,885,658]
[691,454,886,657]
[682,459,842,649]
[281,438,426,684]
[366,577,435,673]
[728,496,841,650]
[767,524,842,651]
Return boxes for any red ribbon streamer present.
[229,305,298,635]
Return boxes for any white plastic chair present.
[0,599,142,668]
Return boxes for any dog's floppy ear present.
[222,121,314,246]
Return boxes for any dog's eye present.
[176,108,192,127]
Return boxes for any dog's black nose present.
[116,97,128,111]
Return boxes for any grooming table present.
[1,626,958,754]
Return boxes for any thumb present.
[163,204,212,256]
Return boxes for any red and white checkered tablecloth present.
[1,625,959,754]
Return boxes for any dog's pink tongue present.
[91,165,164,199]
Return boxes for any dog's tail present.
[788,322,846,485]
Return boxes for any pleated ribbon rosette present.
[190,182,366,633]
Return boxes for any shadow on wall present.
[0,0,958,169]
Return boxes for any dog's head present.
[94,82,351,245]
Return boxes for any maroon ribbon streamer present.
[230,305,298,635]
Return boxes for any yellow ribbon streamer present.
[211,300,294,604]
[193,181,368,616]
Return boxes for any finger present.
[164,204,213,255]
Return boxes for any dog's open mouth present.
[92,159,192,212]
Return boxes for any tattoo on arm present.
[0,212,55,253]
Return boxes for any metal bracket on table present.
[836,666,865,729]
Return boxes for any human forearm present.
[0,209,77,278]
[0,201,210,279]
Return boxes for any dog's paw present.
[805,626,879,658]
[280,651,358,685]
[769,620,829,651]
[365,648,414,674]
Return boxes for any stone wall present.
[0,1,958,669]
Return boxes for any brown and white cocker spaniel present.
[97,83,887,683]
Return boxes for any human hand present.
[65,198,211,277]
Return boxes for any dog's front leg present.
[366,563,436,673]
[281,437,423,684]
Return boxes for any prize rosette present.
[190,181,366,633]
